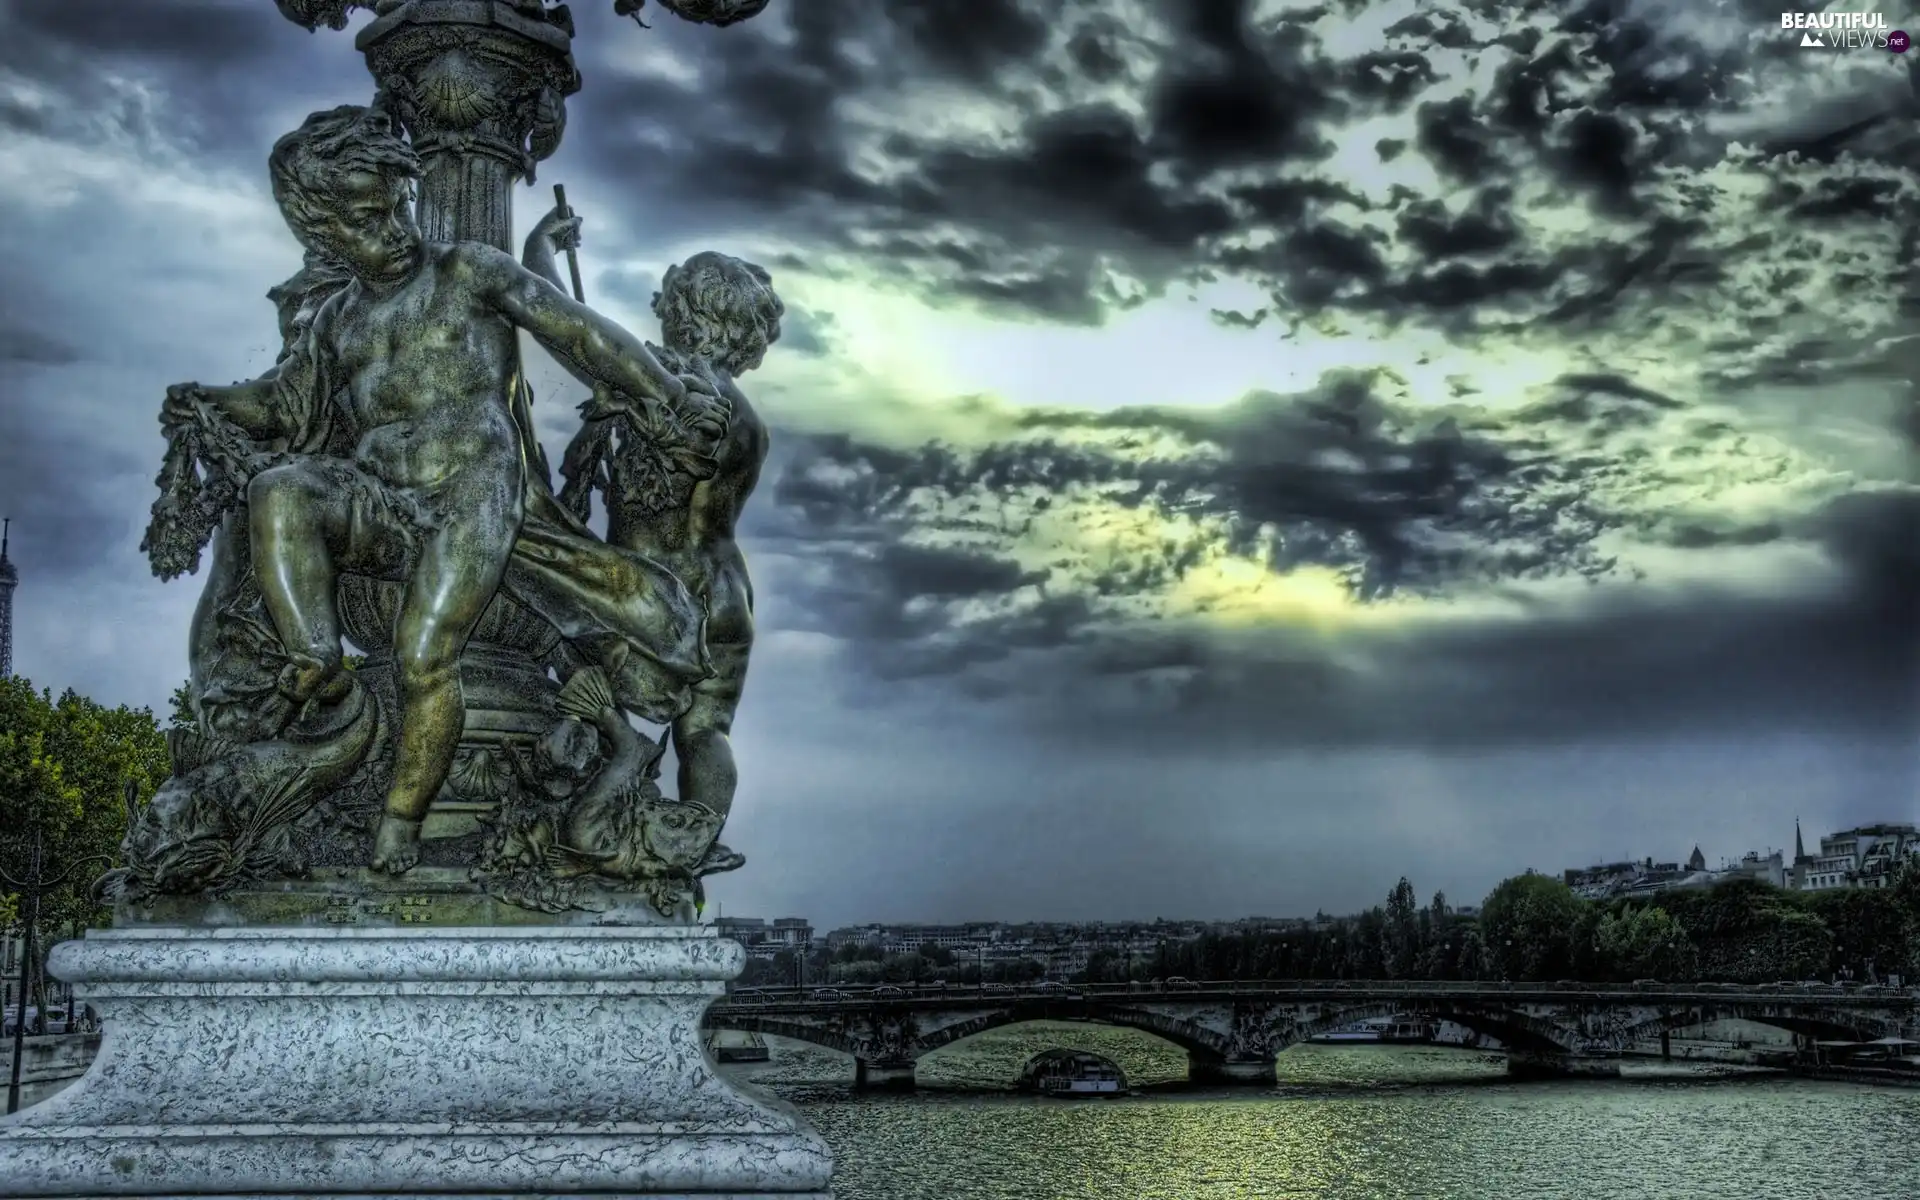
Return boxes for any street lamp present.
[1,798,116,1115]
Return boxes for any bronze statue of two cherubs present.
[107,103,782,918]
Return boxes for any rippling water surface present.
[725,1023,1920,1200]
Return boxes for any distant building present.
[713,917,814,960]
[1794,821,1920,891]
[1563,856,1696,900]
[1719,850,1787,889]
[768,918,813,949]
[880,925,998,954]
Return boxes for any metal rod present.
[6,829,40,1115]
[552,184,586,303]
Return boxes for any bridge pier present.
[854,1059,917,1091]
[1506,1050,1622,1081]
[1188,1054,1277,1087]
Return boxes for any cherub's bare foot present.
[279,655,352,705]
[370,815,423,875]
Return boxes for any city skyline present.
[713,816,1915,931]
[0,1,1914,931]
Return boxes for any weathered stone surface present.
[113,865,694,928]
[0,926,831,1198]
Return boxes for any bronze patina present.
[104,1,782,923]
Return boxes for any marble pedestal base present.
[0,926,832,1197]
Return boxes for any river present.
[724,1022,1920,1200]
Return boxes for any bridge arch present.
[1612,1003,1894,1048]
[1287,1000,1573,1055]
[915,1002,1232,1061]
[704,1014,864,1060]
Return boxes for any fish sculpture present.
[543,666,744,895]
[98,681,377,903]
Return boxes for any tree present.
[1806,887,1910,982]
[1661,879,1832,982]
[0,677,169,1009]
[1594,905,1696,981]
[166,682,195,730]
[1382,877,1419,979]
[1478,873,1586,981]
[1454,921,1490,980]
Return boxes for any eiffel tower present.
[0,518,15,679]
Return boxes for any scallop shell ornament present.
[416,52,499,127]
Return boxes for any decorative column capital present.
[274,0,379,33]
[356,1,582,186]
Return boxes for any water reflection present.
[727,1022,1920,1200]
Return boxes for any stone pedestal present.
[0,926,832,1198]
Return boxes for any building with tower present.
[0,517,16,679]
[1793,818,1920,891]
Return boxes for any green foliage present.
[167,681,195,730]
[739,870,1920,991]
[1805,887,1910,978]
[1382,877,1419,978]
[0,676,169,941]
[1593,905,1696,981]
[1478,873,1584,980]
[1658,878,1833,982]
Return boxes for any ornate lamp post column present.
[273,2,774,838]
[355,1,580,253]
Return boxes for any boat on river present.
[707,1031,771,1063]
[1309,1016,1438,1045]
[1017,1049,1130,1097]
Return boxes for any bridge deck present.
[713,981,1917,1011]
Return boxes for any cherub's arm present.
[468,243,692,418]
[162,305,336,443]
[521,210,574,296]
[163,370,293,441]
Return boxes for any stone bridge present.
[704,980,1920,1088]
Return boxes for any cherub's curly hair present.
[267,105,420,239]
[652,252,784,376]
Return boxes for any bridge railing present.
[713,978,1916,1006]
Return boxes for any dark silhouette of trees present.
[735,865,1920,990]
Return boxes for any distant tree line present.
[738,871,1920,990]
[1113,872,1920,985]
[7,673,1918,997]
[0,676,169,1019]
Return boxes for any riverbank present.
[0,1033,98,1109]
[1787,1063,1920,1088]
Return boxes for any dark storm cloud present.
[751,369,1918,747]
[770,369,1622,600]
[0,0,365,174]
[548,0,1903,337]
[0,393,146,577]
[0,324,80,366]
[565,0,1352,323]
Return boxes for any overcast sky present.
[0,0,1914,929]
